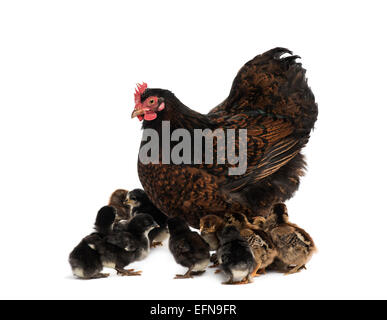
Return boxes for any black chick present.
[97,213,158,276]
[168,217,210,279]
[109,189,132,221]
[217,226,257,285]
[69,206,116,279]
[128,189,169,248]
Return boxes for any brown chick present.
[224,212,264,231]
[199,215,225,251]
[269,203,316,275]
[108,189,132,222]
[225,212,276,275]
[199,215,226,267]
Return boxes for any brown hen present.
[132,48,318,228]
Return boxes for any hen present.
[132,48,318,228]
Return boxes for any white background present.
[1,0,386,300]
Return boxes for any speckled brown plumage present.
[108,189,131,222]
[135,48,318,228]
[268,203,316,274]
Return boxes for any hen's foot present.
[116,268,142,276]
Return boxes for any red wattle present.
[144,112,157,121]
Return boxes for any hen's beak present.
[131,109,146,119]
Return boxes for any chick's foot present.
[251,263,262,278]
[174,269,194,279]
[285,265,306,275]
[222,277,250,285]
[190,271,206,276]
[84,273,110,280]
[116,268,142,276]
[150,241,163,248]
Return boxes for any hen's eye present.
[149,99,155,104]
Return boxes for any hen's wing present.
[204,48,317,193]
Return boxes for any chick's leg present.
[174,267,194,279]
[150,241,163,248]
[232,276,250,285]
[191,270,206,276]
[251,262,262,278]
[115,267,142,276]
[83,273,110,280]
[222,275,234,285]
[93,273,110,279]
[285,265,305,275]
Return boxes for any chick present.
[97,213,158,276]
[128,189,169,248]
[217,225,257,285]
[225,212,276,275]
[239,228,277,275]
[224,212,262,231]
[109,189,132,221]
[199,215,225,251]
[199,215,226,267]
[269,203,316,275]
[69,206,116,279]
[168,217,210,279]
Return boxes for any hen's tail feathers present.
[262,48,318,133]
[219,47,318,136]
[263,47,293,59]
[94,206,116,235]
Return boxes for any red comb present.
[134,82,148,107]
